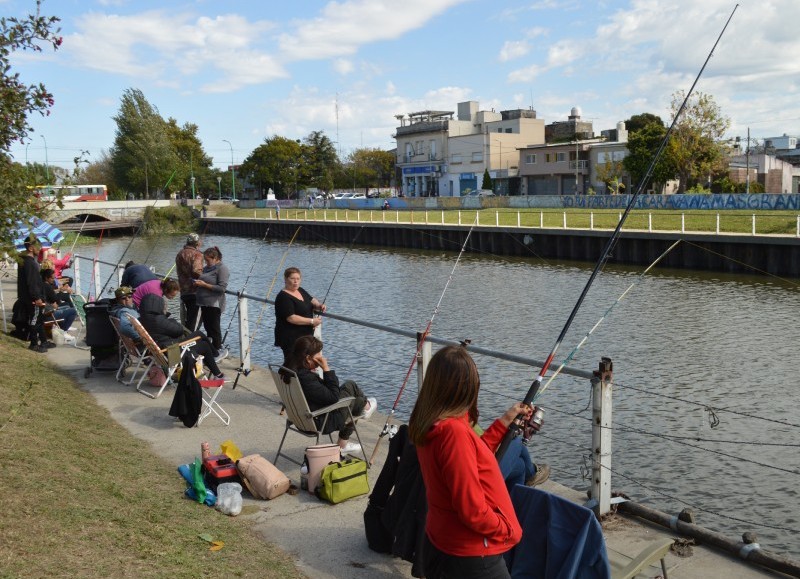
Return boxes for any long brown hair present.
[280,335,323,383]
[408,346,480,447]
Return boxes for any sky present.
[6,0,800,173]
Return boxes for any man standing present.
[175,233,203,330]
[17,236,50,352]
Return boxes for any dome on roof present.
[570,106,582,118]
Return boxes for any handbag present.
[316,458,369,504]
[237,454,291,500]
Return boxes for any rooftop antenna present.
[335,93,341,158]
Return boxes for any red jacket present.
[416,413,522,557]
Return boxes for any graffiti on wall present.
[562,193,800,211]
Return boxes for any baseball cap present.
[115,286,133,299]
[187,232,200,245]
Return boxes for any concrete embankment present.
[202,217,800,277]
[0,273,791,578]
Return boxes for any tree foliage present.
[339,148,395,191]
[111,88,178,198]
[622,121,676,193]
[624,113,664,134]
[300,131,338,192]
[668,91,730,193]
[0,1,61,254]
[482,168,493,190]
[165,119,213,197]
[240,136,303,198]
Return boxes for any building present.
[518,139,600,195]
[394,101,545,197]
[588,122,631,195]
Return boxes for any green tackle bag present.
[316,458,369,504]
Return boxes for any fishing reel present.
[520,406,544,443]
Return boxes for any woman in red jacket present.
[408,345,529,579]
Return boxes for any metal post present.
[237,295,251,373]
[648,213,652,232]
[590,212,594,230]
[681,213,685,233]
[458,211,462,226]
[752,214,756,235]
[796,215,799,237]
[517,212,520,228]
[416,332,432,394]
[425,211,428,224]
[74,257,82,297]
[591,357,613,516]
[441,210,444,225]
[540,211,544,228]
[92,260,101,301]
[496,211,499,226]
[716,213,720,234]
[563,211,567,229]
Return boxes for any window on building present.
[497,128,503,133]
[429,140,437,160]
[452,154,462,164]
[525,154,537,164]
[545,153,553,163]
[597,152,608,164]
[472,152,483,163]
[505,128,512,133]
[557,152,566,162]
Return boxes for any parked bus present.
[33,184,108,202]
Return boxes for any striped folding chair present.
[129,316,198,399]
[109,316,150,385]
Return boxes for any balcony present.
[569,160,589,170]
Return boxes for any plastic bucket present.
[305,443,341,494]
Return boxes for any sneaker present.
[43,340,57,349]
[359,397,378,421]
[525,463,551,487]
[214,348,229,363]
[213,373,225,380]
[339,441,362,455]
[28,343,47,353]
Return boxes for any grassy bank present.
[0,334,303,579]
[214,205,800,236]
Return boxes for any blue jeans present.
[497,437,536,492]
[55,305,77,331]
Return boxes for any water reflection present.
[78,233,800,558]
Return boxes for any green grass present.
[214,205,800,236]
[0,334,303,579]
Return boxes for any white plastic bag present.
[215,482,243,516]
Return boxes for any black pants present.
[180,294,200,331]
[200,306,222,350]
[26,304,47,346]
[421,533,510,579]
[170,333,221,376]
[335,380,367,441]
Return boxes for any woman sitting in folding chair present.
[283,336,377,455]
[137,293,225,380]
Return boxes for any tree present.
[300,131,338,193]
[595,159,625,194]
[111,88,177,198]
[78,150,121,198]
[624,113,664,134]
[165,119,213,198]
[622,121,676,193]
[0,2,61,252]
[482,169,493,190]
[340,148,394,191]
[240,136,303,198]
[668,91,730,193]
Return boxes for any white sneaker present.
[360,397,378,421]
[339,441,362,455]
[214,348,229,363]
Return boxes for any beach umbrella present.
[13,217,64,251]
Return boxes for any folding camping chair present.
[197,378,229,426]
[70,293,88,345]
[109,315,150,385]
[268,364,368,466]
[129,316,198,399]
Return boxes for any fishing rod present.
[97,170,177,297]
[369,219,477,464]
[537,240,681,398]
[220,225,271,347]
[319,225,364,307]
[231,226,302,390]
[495,5,739,460]
[65,214,90,256]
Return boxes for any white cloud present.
[278,0,468,61]
[333,59,355,75]
[499,40,530,62]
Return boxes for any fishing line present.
[369,218,478,464]
[319,225,364,307]
[231,225,302,390]
[97,170,177,297]
[65,214,90,256]
[220,226,271,347]
[537,240,682,397]
[496,5,739,459]
[682,239,800,287]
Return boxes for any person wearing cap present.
[108,286,141,341]
[16,235,50,351]
[175,233,203,330]
[120,260,158,289]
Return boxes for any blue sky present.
[7,0,800,172]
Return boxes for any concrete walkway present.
[0,272,785,578]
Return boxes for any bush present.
[141,205,197,235]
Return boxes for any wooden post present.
[237,295,250,374]
[591,357,613,516]
[416,332,431,394]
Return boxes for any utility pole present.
[746,127,751,195]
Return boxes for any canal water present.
[81,233,800,559]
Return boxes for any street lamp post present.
[217,176,222,199]
[41,135,49,186]
[223,139,236,201]
[191,176,196,200]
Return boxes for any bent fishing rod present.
[97,170,177,297]
[369,219,477,464]
[220,225,271,346]
[495,4,738,460]
[231,226,302,390]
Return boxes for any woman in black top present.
[274,267,326,363]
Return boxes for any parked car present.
[467,189,495,197]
